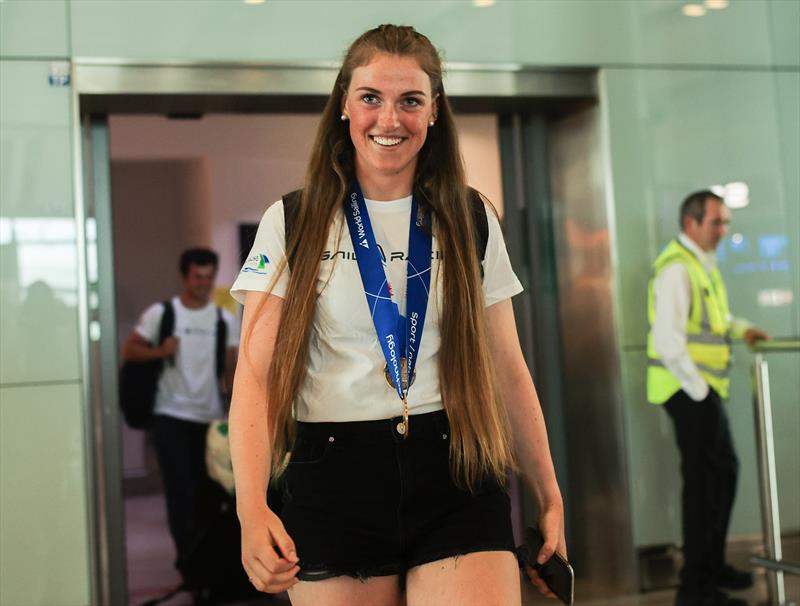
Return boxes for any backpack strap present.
[281,188,489,271]
[215,307,227,379]
[282,189,303,270]
[157,300,175,345]
[467,187,489,273]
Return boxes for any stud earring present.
[429,120,435,126]
[341,114,348,121]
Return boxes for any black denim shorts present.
[279,410,515,582]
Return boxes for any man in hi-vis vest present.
[648,190,768,606]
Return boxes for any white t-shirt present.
[231,196,523,423]
[135,297,240,423]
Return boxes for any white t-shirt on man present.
[135,297,240,423]
[230,195,523,423]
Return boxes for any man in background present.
[122,248,239,581]
[647,191,768,606]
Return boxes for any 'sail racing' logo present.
[322,245,442,262]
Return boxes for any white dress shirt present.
[651,233,751,402]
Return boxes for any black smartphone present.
[520,526,574,606]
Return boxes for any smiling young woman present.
[342,53,437,199]
[227,24,566,606]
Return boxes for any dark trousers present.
[664,389,739,592]
[152,414,210,575]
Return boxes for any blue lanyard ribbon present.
[344,181,432,402]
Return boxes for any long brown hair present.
[246,24,515,490]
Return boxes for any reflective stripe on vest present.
[646,239,732,403]
[647,358,728,379]
[687,333,730,346]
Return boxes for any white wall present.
[111,158,212,477]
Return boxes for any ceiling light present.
[682,4,707,16]
[472,0,496,6]
[704,0,729,9]
[243,0,265,4]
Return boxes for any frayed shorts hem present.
[406,544,517,572]
[296,545,517,583]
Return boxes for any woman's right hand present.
[240,505,300,593]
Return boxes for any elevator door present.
[499,107,638,595]
[81,114,128,606]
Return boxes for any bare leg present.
[406,551,521,606]
[288,574,403,606]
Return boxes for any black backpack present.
[281,187,490,270]
[119,301,228,430]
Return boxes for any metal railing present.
[749,338,800,606]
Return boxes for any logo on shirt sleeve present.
[240,253,270,275]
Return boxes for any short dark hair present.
[179,248,218,276]
[679,190,724,229]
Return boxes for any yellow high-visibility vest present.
[647,239,732,403]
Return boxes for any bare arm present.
[121,332,176,362]
[229,291,281,513]
[486,299,566,563]
[224,347,238,395]
[228,291,299,592]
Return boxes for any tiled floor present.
[125,493,185,605]
[126,493,286,606]
[126,492,798,606]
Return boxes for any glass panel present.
[0,0,68,58]
[68,0,785,67]
[0,383,91,606]
[605,67,799,542]
[0,60,79,384]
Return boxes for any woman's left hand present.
[525,503,567,598]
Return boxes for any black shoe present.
[675,588,749,606]
[717,564,754,590]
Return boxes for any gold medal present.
[385,359,413,438]
[384,357,416,391]
[400,394,409,438]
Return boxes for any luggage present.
[181,479,263,604]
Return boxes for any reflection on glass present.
[728,233,750,254]
[1,217,78,306]
[711,181,749,209]
[0,217,80,381]
[87,218,98,284]
[0,218,12,244]
[724,182,749,208]
[718,231,792,276]
[759,234,788,259]
[758,289,793,308]
[682,4,706,17]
